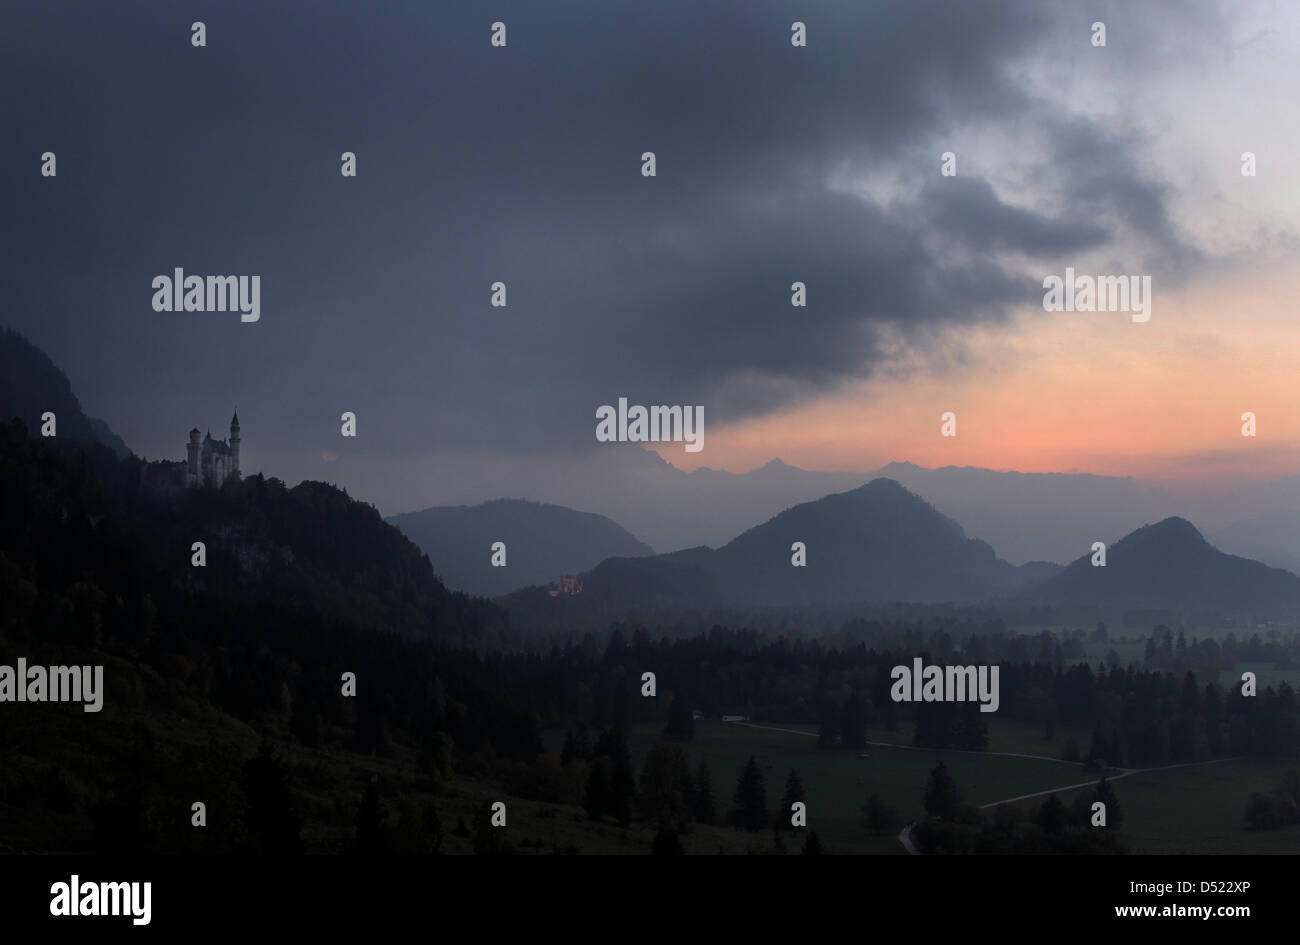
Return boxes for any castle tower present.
[187,427,201,486]
[230,409,241,478]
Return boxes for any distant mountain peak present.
[1119,516,1208,548]
[1023,513,1300,618]
[574,467,1038,611]
[857,476,909,493]
[389,498,652,597]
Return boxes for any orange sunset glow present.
[655,267,1300,488]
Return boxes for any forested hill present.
[541,478,1055,621]
[0,419,509,647]
[0,328,131,458]
[390,498,653,597]
[1021,516,1300,620]
[0,420,537,852]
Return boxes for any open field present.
[997,758,1300,854]
[626,719,1097,853]
[621,717,1300,854]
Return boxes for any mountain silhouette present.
[1021,516,1300,618]
[0,328,131,457]
[1211,509,1300,576]
[577,478,1057,610]
[389,498,652,597]
[0,418,509,647]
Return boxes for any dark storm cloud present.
[0,0,1206,469]
[1044,116,1204,277]
[923,177,1113,256]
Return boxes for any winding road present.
[730,720,1238,854]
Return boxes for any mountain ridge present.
[0,328,131,458]
[389,498,653,597]
[573,477,1057,611]
[1020,516,1300,619]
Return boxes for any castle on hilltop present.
[140,411,242,495]
[187,411,241,488]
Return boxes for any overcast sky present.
[5,0,1300,515]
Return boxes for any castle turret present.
[187,427,201,486]
[230,409,241,478]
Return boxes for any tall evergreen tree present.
[693,761,717,826]
[1182,672,1201,714]
[1037,795,1066,835]
[1094,777,1123,829]
[780,769,806,830]
[589,728,635,825]
[732,755,768,830]
[1087,724,1107,763]
[863,793,896,836]
[637,743,695,831]
[923,762,960,821]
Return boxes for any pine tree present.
[637,743,694,831]
[1182,672,1200,714]
[1094,777,1123,829]
[1062,737,1080,763]
[863,793,896,836]
[1037,795,1066,835]
[801,829,824,855]
[588,728,635,824]
[693,761,717,826]
[732,755,767,831]
[780,769,806,830]
[1087,724,1106,764]
[923,762,960,821]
